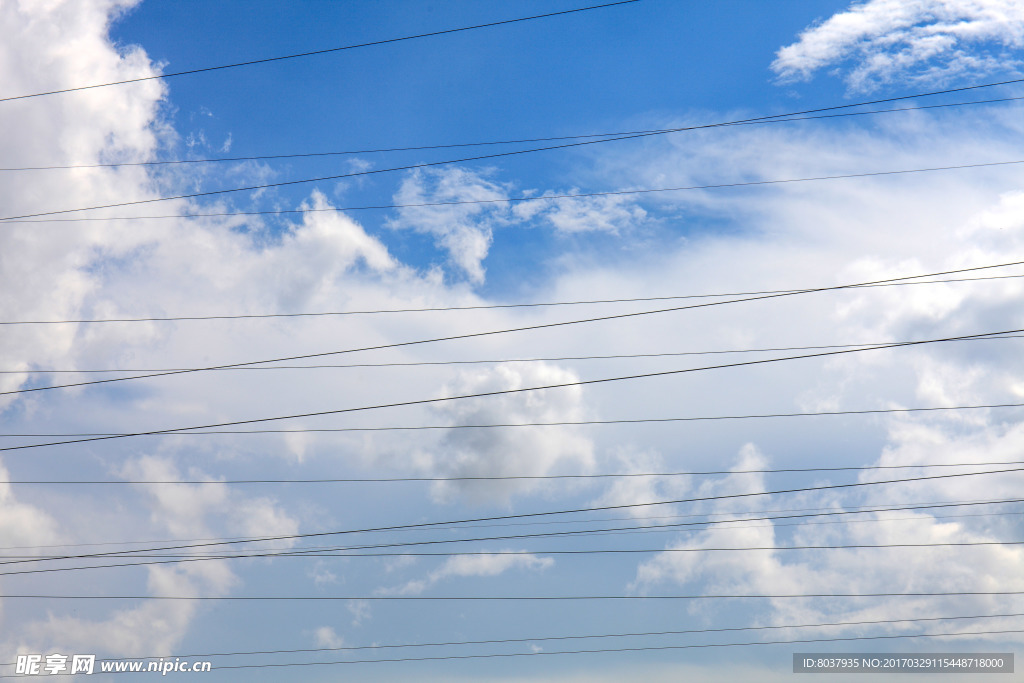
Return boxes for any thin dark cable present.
[72,508,1020,560]
[6,508,1021,560]
[7,496,1021,555]
[6,468,1022,565]
[0,1,640,104]
[2,327,1018,453]
[155,629,1024,670]
[2,591,1023,600]
[6,94,1022,172]
[6,533,1024,578]
[2,259,1019,399]
[6,457,1024,484]
[83,610,1024,659]
[3,330,1022,375]
[0,628,1018,676]
[3,272,1021,326]
[5,77,1024,220]
[5,153,1024,222]
[6,400,1023,442]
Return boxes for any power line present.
[6,400,1022,442]
[2,330,1021,375]
[9,497,1024,558]
[3,327,1018,453]
[6,508,1021,561]
[10,155,1024,227]
[3,591,1022,601]
[155,629,1024,669]
[5,151,1024,223]
[2,272,1021,326]
[6,94,1022,173]
[6,401,1024,444]
[8,496,1019,554]
[0,1,640,104]
[7,468,1022,563]
[6,457,1024,484]
[1,625,1021,676]
[5,78,1024,221]
[3,259,1019,399]
[80,611,1024,660]
[6,533,1024,578]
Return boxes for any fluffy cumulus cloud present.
[591,104,1024,639]
[772,0,1024,91]
[387,167,649,284]
[387,167,513,283]
[5,0,1024,674]
[4,455,298,657]
[633,431,1024,635]
[417,362,596,504]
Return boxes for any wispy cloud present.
[773,0,1024,92]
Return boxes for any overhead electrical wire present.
[5,94,1022,173]
[0,624,1021,675]
[5,539,1024,577]
[0,1,640,104]
[6,400,1022,442]
[3,258,1020,399]
[7,468,1022,565]
[6,491,1022,557]
[5,330,1022,374]
[5,151,1024,223]
[6,457,1024,484]
[6,508,1023,561]
[2,271,1022,327]
[136,629,1024,669]
[71,611,1024,661]
[3,591,1023,601]
[9,495,1020,554]
[6,78,1024,222]
[8,157,1024,227]
[2,327,1019,453]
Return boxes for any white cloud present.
[4,0,1024,672]
[313,625,345,649]
[418,362,595,504]
[383,551,553,595]
[772,0,1024,92]
[387,167,513,283]
[514,192,647,234]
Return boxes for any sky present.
[2,0,1024,680]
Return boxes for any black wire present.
[18,611,1024,662]
[53,507,1018,560]
[3,327,1018,453]
[6,94,1023,173]
[3,401,1023,442]
[6,534,1024,578]
[5,151,1024,223]
[3,591,1022,600]
[11,334,1020,373]
[5,75,1024,221]
[0,1,640,104]
[2,259,1018,400]
[6,507,1021,560]
[7,468,1022,564]
[6,456,1024,483]
[165,628,1024,669]
[0,626,1020,676]
[1,272,1020,326]
[7,496,1021,556]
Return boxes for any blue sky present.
[3,0,1024,680]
